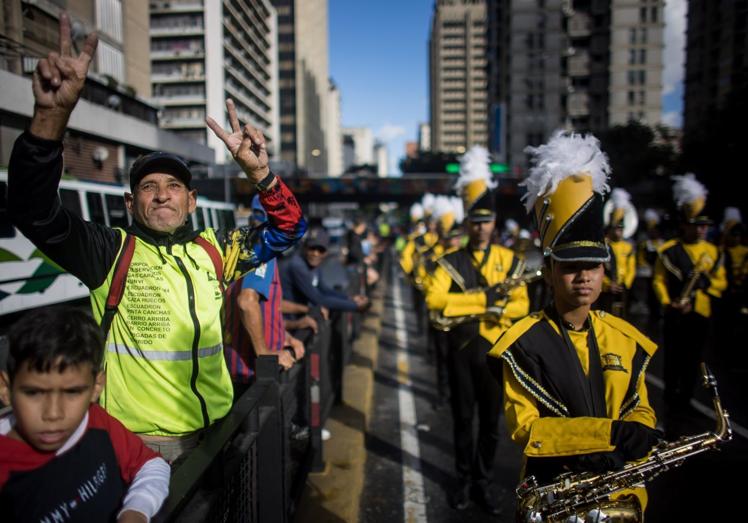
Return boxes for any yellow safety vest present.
[91,229,233,436]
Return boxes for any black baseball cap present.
[129,152,192,191]
[304,227,330,250]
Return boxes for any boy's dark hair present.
[7,307,104,380]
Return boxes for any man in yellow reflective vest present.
[7,14,307,461]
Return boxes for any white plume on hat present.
[454,145,497,192]
[504,218,519,233]
[722,207,743,230]
[610,188,632,209]
[521,130,611,213]
[644,208,660,225]
[410,202,424,221]
[421,193,436,215]
[433,195,453,220]
[671,173,707,208]
[451,196,464,224]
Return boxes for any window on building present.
[630,28,637,45]
[628,91,636,105]
[639,49,647,64]
[638,91,646,105]
[629,49,637,65]
[86,193,106,225]
[105,194,128,228]
[639,70,647,84]
[628,70,636,85]
[640,7,647,23]
[640,27,648,43]
[96,0,123,43]
[650,7,658,23]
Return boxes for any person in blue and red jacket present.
[7,13,307,462]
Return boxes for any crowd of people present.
[1,13,746,523]
[399,131,745,519]
[0,16,380,521]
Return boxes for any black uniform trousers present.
[447,334,501,485]
[663,309,709,410]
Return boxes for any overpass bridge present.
[194,174,526,208]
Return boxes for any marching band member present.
[425,146,529,514]
[487,131,661,521]
[653,174,726,420]
[600,188,638,318]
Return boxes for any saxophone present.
[677,253,710,307]
[430,268,543,332]
[516,363,732,522]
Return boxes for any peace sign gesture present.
[206,99,271,184]
[30,12,98,140]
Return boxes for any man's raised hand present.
[206,99,270,184]
[30,13,98,140]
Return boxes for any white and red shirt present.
[0,403,169,522]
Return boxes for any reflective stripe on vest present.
[106,343,222,360]
[91,228,233,436]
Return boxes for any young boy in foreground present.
[0,307,170,522]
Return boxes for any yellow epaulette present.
[487,312,543,359]
[434,245,461,262]
[592,311,657,356]
[658,238,679,253]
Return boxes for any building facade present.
[342,127,375,171]
[149,0,279,164]
[487,0,664,174]
[326,78,343,177]
[429,0,489,153]
[683,0,748,137]
[0,0,213,182]
[271,0,329,175]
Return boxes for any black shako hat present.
[129,152,192,191]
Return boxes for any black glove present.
[571,451,626,473]
[696,273,711,291]
[611,421,663,461]
[485,283,506,306]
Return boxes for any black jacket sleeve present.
[8,132,121,289]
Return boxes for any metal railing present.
[153,306,355,522]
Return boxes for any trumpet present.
[430,268,543,332]
[517,363,732,522]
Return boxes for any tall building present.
[0,1,213,181]
[271,0,329,175]
[374,141,389,177]
[487,0,664,174]
[417,122,431,151]
[342,127,374,171]
[683,0,747,137]
[429,0,489,154]
[326,78,343,177]
[149,0,279,164]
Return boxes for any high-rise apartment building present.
[0,1,213,180]
[683,0,748,137]
[418,123,431,151]
[149,0,279,164]
[342,127,375,171]
[429,0,489,153]
[326,78,343,177]
[487,0,664,173]
[271,0,329,175]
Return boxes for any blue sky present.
[329,0,686,174]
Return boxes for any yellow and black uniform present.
[487,309,657,514]
[653,238,727,408]
[723,243,748,300]
[425,244,529,485]
[599,239,636,316]
[400,229,438,333]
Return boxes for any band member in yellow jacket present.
[425,146,529,515]
[653,174,726,418]
[420,196,464,404]
[400,197,438,333]
[600,188,638,317]
[487,132,661,522]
